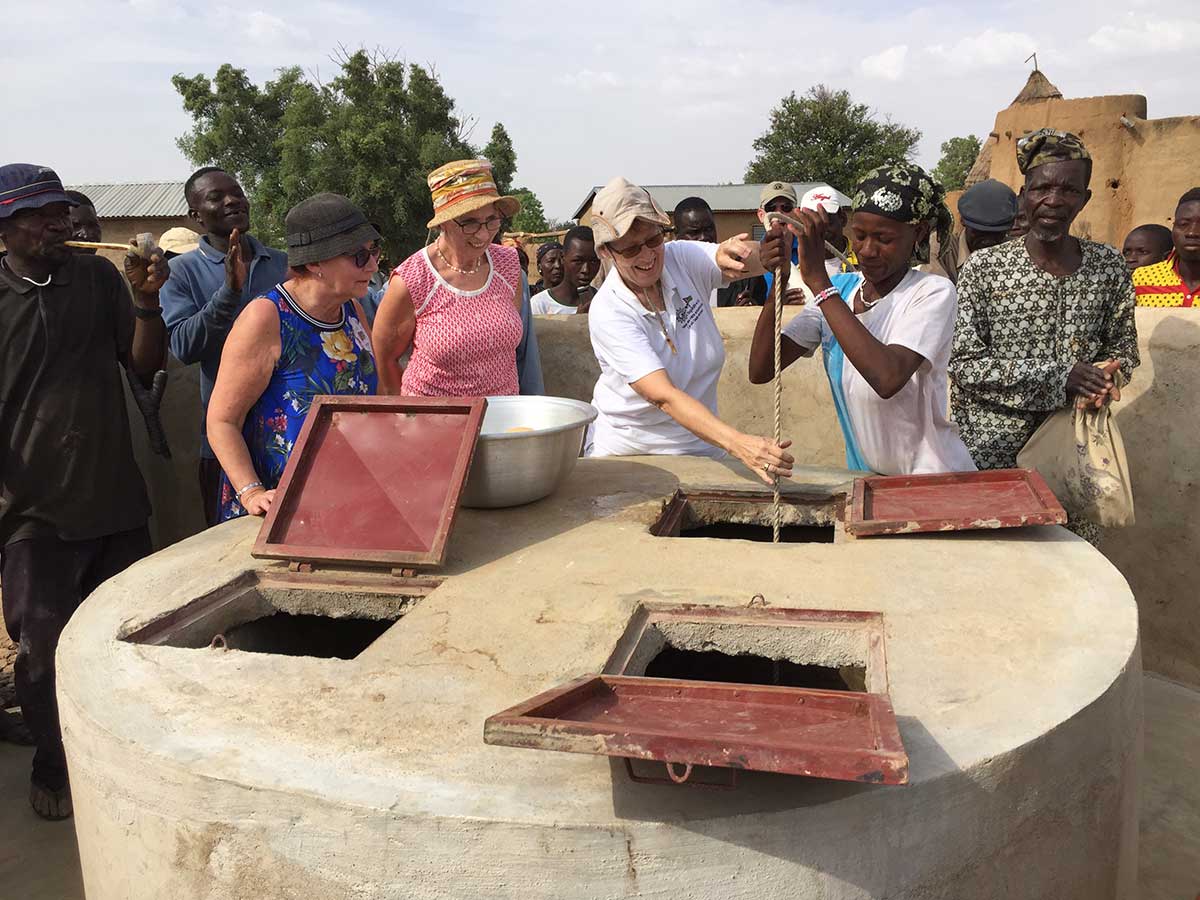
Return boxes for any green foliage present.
[482,123,517,195]
[172,50,483,257]
[509,187,549,233]
[932,134,982,191]
[745,85,921,193]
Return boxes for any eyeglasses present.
[609,230,666,259]
[345,241,383,268]
[454,214,504,235]
[764,201,795,214]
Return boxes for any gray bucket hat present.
[285,193,381,267]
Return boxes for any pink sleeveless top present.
[396,245,523,397]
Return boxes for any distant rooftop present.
[572,182,827,220]
[66,182,188,219]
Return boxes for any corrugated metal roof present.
[573,182,828,220]
[65,182,189,219]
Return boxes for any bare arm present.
[123,247,170,383]
[372,274,416,395]
[818,295,927,399]
[629,369,793,485]
[206,298,281,514]
[715,233,766,281]
[748,294,808,383]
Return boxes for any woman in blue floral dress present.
[207,194,381,520]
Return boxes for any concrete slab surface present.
[0,744,84,900]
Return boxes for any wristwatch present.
[132,304,163,320]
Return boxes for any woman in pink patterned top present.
[375,159,524,397]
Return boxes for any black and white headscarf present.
[852,163,953,264]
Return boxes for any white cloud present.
[1088,18,1200,55]
[243,10,310,43]
[927,29,1037,70]
[860,45,908,81]
[553,70,624,91]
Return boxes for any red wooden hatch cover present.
[252,395,486,568]
[845,468,1066,537]
[484,675,909,785]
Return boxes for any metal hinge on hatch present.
[280,560,443,595]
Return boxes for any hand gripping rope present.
[763,211,857,543]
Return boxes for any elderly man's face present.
[675,208,717,243]
[1023,159,1091,242]
[0,202,73,266]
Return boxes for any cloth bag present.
[1017,373,1134,527]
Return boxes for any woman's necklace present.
[1,257,52,287]
[436,241,484,275]
[637,285,677,355]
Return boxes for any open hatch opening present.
[121,570,437,661]
[651,489,844,543]
[643,645,866,692]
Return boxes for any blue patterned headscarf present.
[852,162,953,264]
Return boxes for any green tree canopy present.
[931,134,982,191]
[509,187,549,234]
[482,123,517,195]
[745,85,921,193]
[173,50,496,258]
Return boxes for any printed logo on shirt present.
[677,295,704,331]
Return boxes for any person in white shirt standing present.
[530,226,600,314]
[748,163,975,476]
[586,177,794,485]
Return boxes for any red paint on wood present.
[846,468,1066,537]
[253,396,486,568]
[484,675,909,785]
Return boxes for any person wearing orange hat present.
[374,159,538,398]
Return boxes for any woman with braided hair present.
[749,162,975,476]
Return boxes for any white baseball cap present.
[800,185,851,214]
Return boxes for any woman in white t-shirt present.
[586,177,794,485]
[749,163,976,476]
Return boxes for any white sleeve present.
[669,240,723,293]
[885,274,957,369]
[781,307,824,357]
[588,298,667,384]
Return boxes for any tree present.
[482,123,517,195]
[745,85,921,192]
[509,187,548,234]
[173,50,493,258]
[932,135,982,191]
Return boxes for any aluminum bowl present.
[461,396,598,508]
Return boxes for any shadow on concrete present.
[0,744,84,900]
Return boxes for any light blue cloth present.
[815,273,872,472]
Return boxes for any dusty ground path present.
[0,678,1194,899]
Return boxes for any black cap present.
[285,193,381,267]
[0,164,78,220]
[957,179,1019,233]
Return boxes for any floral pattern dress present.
[218,284,377,521]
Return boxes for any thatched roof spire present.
[1013,69,1063,104]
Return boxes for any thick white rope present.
[772,258,783,544]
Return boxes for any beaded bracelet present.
[812,286,841,306]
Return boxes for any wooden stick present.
[64,240,135,251]
[764,211,858,271]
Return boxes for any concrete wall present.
[136,307,1200,686]
[981,93,1200,246]
[96,216,197,269]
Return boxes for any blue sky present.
[3,0,1196,220]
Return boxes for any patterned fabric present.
[1016,128,1090,175]
[397,244,523,397]
[1133,253,1197,307]
[852,163,953,264]
[218,284,377,520]
[949,239,1139,474]
[537,241,562,262]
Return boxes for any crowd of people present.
[0,123,1196,820]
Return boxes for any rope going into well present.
[771,257,784,544]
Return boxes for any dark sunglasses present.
[345,241,383,268]
[764,201,795,214]
[610,230,666,259]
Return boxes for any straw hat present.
[426,159,520,229]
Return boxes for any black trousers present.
[1,526,151,789]
[198,457,224,528]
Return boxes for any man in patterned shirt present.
[1132,188,1200,307]
[950,129,1139,541]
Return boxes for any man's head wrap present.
[851,162,952,264]
[536,240,563,263]
[1016,128,1091,175]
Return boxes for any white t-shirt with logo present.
[782,268,976,475]
[530,289,579,315]
[587,241,726,458]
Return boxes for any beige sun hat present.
[589,177,671,248]
[426,159,521,229]
[158,226,201,256]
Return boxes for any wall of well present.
[135,307,1200,686]
[981,94,1200,245]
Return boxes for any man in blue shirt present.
[159,167,289,526]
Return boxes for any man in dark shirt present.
[0,163,169,820]
[672,197,765,306]
[158,167,288,526]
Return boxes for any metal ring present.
[762,462,771,473]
